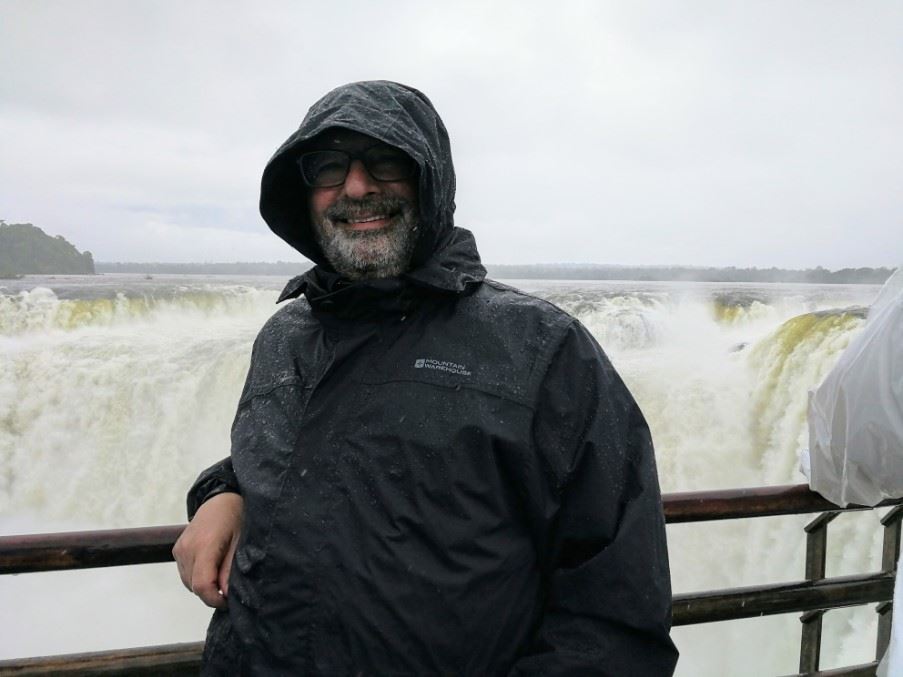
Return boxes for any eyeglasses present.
[297,145,417,188]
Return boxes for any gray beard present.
[312,195,418,280]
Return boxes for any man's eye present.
[367,151,413,178]
[301,153,348,185]
[314,161,346,179]
[371,157,405,171]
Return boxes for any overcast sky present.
[1,1,900,268]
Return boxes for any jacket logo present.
[414,358,472,377]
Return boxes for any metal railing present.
[0,484,899,676]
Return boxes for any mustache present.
[324,195,413,223]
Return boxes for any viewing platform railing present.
[0,484,899,676]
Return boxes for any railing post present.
[799,510,839,673]
[877,505,903,661]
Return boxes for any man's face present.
[305,129,419,280]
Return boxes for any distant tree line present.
[95,260,895,284]
[486,263,895,285]
[0,221,95,277]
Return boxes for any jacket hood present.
[260,80,458,272]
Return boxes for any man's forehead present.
[307,127,397,152]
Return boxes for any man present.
[174,80,678,675]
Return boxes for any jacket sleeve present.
[510,321,678,676]
[186,456,241,520]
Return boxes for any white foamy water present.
[0,274,888,673]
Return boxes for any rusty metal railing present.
[0,484,900,676]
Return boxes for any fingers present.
[184,531,227,608]
[172,492,244,609]
[218,532,239,598]
[192,556,228,608]
[173,528,227,608]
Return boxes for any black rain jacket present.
[188,81,677,676]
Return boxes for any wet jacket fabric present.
[188,81,677,676]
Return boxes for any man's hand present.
[173,492,244,608]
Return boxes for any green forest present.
[0,221,95,276]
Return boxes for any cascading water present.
[0,275,886,674]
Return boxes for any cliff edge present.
[0,221,95,276]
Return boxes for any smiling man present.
[174,80,678,676]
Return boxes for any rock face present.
[0,222,95,276]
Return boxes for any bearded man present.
[174,80,678,676]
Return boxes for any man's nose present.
[341,159,380,199]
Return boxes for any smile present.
[349,214,388,224]
[340,212,397,231]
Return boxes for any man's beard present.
[312,195,418,280]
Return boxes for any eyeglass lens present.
[299,147,416,188]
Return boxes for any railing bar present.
[778,659,879,677]
[665,485,903,524]
[0,641,204,676]
[3,486,902,574]
[0,525,184,575]
[0,645,884,677]
[672,572,893,626]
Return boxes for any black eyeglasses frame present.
[296,145,418,188]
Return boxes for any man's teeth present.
[348,214,388,224]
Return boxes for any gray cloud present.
[1,0,900,267]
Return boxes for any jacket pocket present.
[228,541,267,610]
